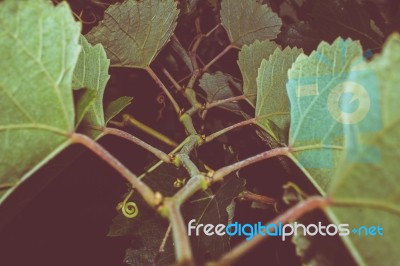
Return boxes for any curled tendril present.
[116,190,139,218]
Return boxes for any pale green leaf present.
[86,0,179,69]
[0,1,80,201]
[220,0,282,47]
[73,35,110,127]
[286,38,363,193]
[237,40,279,106]
[199,72,242,111]
[326,34,400,266]
[75,88,97,127]
[256,46,302,144]
[104,96,133,124]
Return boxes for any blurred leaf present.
[327,33,400,266]
[237,40,279,106]
[220,0,282,47]
[73,35,110,128]
[256,46,302,144]
[286,38,363,193]
[86,0,179,69]
[0,0,80,202]
[199,71,242,111]
[104,96,133,124]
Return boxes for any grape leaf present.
[256,46,302,144]
[73,35,110,127]
[286,38,363,193]
[220,0,282,47]
[237,40,279,106]
[0,1,80,201]
[85,0,179,69]
[199,72,242,111]
[326,34,400,266]
[104,96,133,125]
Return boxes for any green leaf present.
[199,72,242,111]
[286,38,363,193]
[256,46,302,144]
[0,1,80,201]
[104,96,133,125]
[86,0,179,69]
[220,0,282,47]
[326,34,400,266]
[73,35,110,127]
[237,40,279,106]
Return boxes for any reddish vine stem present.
[205,118,256,143]
[102,127,171,163]
[214,196,332,265]
[212,147,290,182]
[154,224,172,265]
[202,44,233,72]
[146,66,181,114]
[205,94,246,110]
[70,133,156,208]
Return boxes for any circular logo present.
[327,82,371,124]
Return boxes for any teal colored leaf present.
[0,0,80,202]
[220,0,282,47]
[199,72,242,111]
[326,34,400,266]
[237,40,279,106]
[256,46,302,144]
[286,38,363,192]
[86,0,179,69]
[105,96,133,125]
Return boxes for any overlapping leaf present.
[256,46,302,144]
[286,38,363,192]
[220,0,282,47]
[237,40,279,106]
[326,34,400,266]
[73,36,110,127]
[0,0,80,202]
[86,0,179,69]
[199,72,242,111]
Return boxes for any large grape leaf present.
[73,35,110,127]
[85,0,179,69]
[325,34,400,266]
[237,40,279,106]
[0,1,80,202]
[256,46,302,144]
[220,0,282,48]
[286,38,363,193]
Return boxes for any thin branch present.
[205,118,256,143]
[238,191,276,206]
[166,200,194,265]
[102,127,171,163]
[205,23,221,38]
[162,67,183,92]
[215,196,331,265]
[121,114,178,147]
[146,66,181,114]
[70,133,156,207]
[205,95,246,110]
[212,147,290,182]
[153,224,172,266]
[203,44,233,72]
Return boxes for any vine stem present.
[205,118,256,143]
[154,224,172,265]
[205,95,246,110]
[146,66,181,114]
[166,200,194,265]
[214,196,331,265]
[70,133,156,208]
[212,147,290,182]
[102,127,171,163]
[202,44,233,72]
